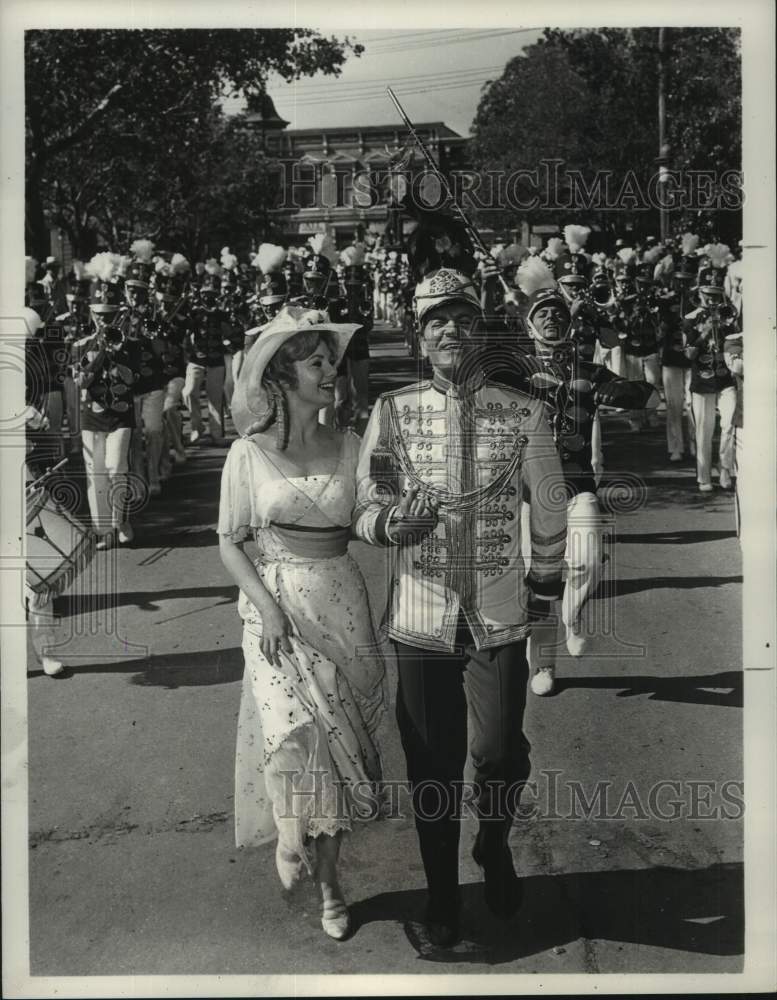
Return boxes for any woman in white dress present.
[218,306,385,941]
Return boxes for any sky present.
[229,28,544,137]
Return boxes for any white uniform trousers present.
[81,427,132,535]
[662,365,693,457]
[183,362,225,442]
[690,386,737,487]
[623,353,661,428]
[131,388,166,489]
[523,490,604,665]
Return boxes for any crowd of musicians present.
[24,224,744,556]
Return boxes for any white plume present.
[25,257,38,284]
[86,251,121,283]
[516,257,556,298]
[563,225,591,253]
[654,254,675,280]
[195,262,206,275]
[703,243,732,268]
[498,244,527,267]
[117,255,132,277]
[617,247,636,265]
[592,252,608,267]
[544,237,564,260]
[643,246,663,266]
[220,251,238,271]
[155,260,172,276]
[680,233,700,256]
[220,246,231,257]
[308,233,338,264]
[204,258,222,277]
[340,244,366,266]
[170,253,190,275]
[130,239,155,263]
[256,244,287,274]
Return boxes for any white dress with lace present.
[217,431,385,871]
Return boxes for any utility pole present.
[657,27,671,242]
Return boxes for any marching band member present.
[511,256,660,695]
[621,247,663,432]
[153,253,191,473]
[183,260,228,445]
[75,252,141,547]
[723,259,744,535]
[25,257,66,464]
[683,244,739,492]
[118,240,167,497]
[354,255,567,948]
[655,234,699,461]
[54,261,92,456]
[219,248,246,409]
[340,242,373,434]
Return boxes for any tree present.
[469,28,742,241]
[26,29,362,256]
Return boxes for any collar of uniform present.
[430,369,486,397]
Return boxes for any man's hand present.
[388,483,439,544]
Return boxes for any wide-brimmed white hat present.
[230,304,361,437]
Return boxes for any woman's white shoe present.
[275,843,305,891]
[530,666,556,696]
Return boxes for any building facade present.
[262,121,468,248]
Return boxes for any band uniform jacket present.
[353,374,567,653]
[683,305,738,394]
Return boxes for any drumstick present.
[25,457,69,495]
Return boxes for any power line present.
[281,76,497,108]
[360,28,538,53]
[269,63,504,94]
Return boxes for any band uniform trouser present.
[393,617,531,907]
[662,365,693,457]
[691,386,737,488]
[183,362,225,441]
[623,353,661,428]
[522,490,605,664]
[131,388,166,489]
[81,427,133,535]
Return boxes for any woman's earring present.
[274,386,289,451]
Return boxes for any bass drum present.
[26,478,97,611]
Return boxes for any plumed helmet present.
[414,268,481,325]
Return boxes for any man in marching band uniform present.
[153,254,191,473]
[54,262,93,456]
[683,244,739,493]
[355,254,567,947]
[219,248,246,409]
[25,258,67,465]
[73,252,141,547]
[117,240,167,497]
[509,256,660,695]
[340,242,373,434]
[183,260,228,445]
[654,234,699,462]
[723,256,744,535]
[621,247,663,432]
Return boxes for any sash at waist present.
[266,522,350,559]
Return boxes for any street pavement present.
[25,324,743,976]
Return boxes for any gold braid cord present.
[385,397,528,512]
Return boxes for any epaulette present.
[378,379,432,401]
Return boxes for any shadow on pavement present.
[553,670,742,708]
[602,574,742,597]
[351,861,743,966]
[31,647,245,688]
[56,585,235,617]
[613,529,737,545]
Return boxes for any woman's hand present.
[259,599,294,668]
[388,483,439,544]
